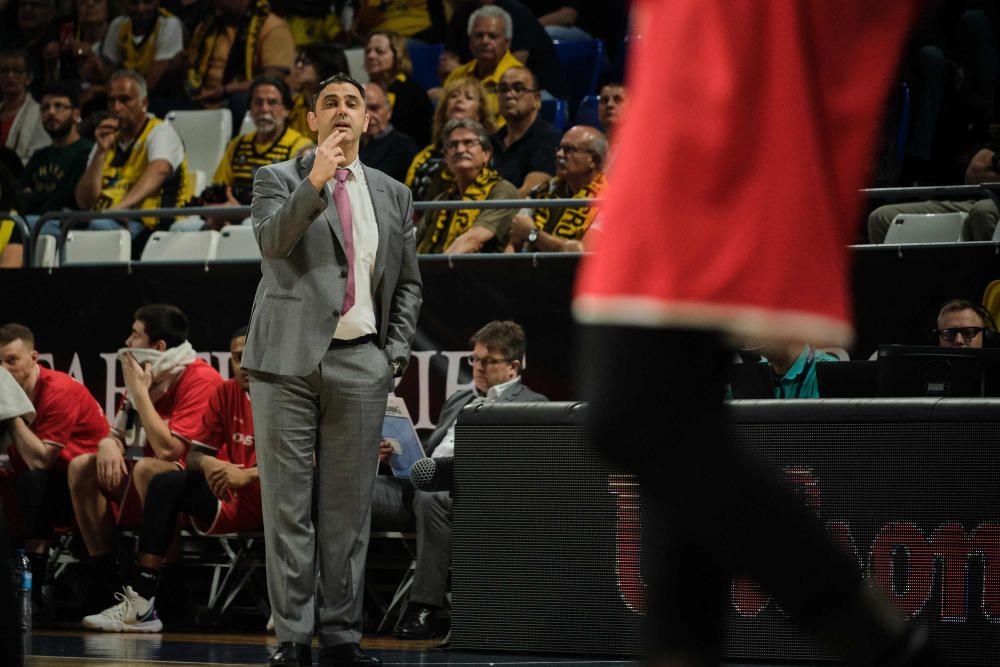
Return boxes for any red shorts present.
[191,480,263,535]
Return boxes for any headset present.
[931,299,999,347]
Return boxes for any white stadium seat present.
[215,225,261,261]
[140,230,220,262]
[166,109,232,195]
[33,234,57,268]
[883,212,967,244]
[62,229,131,265]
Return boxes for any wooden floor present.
[26,630,642,666]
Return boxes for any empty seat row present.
[34,226,261,267]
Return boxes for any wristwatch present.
[527,229,539,246]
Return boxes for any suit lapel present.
[363,164,389,292]
[298,152,346,251]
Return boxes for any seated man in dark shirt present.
[490,66,560,196]
[20,83,93,236]
[359,81,418,183]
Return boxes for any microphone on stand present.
[410,456,454,493]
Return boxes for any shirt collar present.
[340,156,364,182]
[483,375,521,400]
[782,345,814,381]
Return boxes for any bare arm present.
[75,148,108,209]
[446,225,495,254]
[7,417,58,470]
[121,354,186,461]
[518,172,551,197]
[538,7,579,26]
[965,148,1000,185]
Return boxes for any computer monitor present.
[876,345,1000,397]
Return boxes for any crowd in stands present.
[0,0,630,267]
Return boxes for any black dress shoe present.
[318,643,381,666]
[393,604,441,639]
[269,641,312,666]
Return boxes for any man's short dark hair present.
[311,72,366,112]
[134,304,188,348]
[250,75,293,109]
[0,323,34,348]
[938,299,991,328]
[231,325,248,341]
[40,82,79,108]
[470,320,526,365]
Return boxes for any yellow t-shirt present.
[96,117,193,228]
[196,13,295,93]
[213,127,313,203]
[444,49,523,126]
[366,0,431,37]
[288,92,316,142]
[285,14,342,46]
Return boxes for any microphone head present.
[410,456,454,492]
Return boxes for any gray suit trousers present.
[250,341,391,647]
[371,477,452,608]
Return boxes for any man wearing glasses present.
[935,299,995,348]
[372,320,547,640]
[505,124,607,253]
[415,118,518,254]
[491,66,560,196]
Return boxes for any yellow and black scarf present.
[531,172,605,240]
[118,8,175,75]
[418,167,501,253]
[186,0,270,92]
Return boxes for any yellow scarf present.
[118,8,175,75]
[418,167,501,253]
[532,172,605,239]
[186,0,269,92]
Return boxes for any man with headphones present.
[504,124,608,253]
[934,298,998,348]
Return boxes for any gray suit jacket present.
[424,380,548,456]
[243,152,422,377]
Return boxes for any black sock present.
[27,553,47,603]
[132,566,160,600]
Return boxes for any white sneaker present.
[82,586,163,633]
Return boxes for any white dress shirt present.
[432,376,522,459]
[332,157,379,340]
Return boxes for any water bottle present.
[12,549,31,633]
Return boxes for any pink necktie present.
[333,168,355,315]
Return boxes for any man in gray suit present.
[244,72,422,667]
[372,320,546,640]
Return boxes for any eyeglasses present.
[466,355,511,367]
[445,138,482,151]
[294,55,311,66]
[557,143,594,156]
[937,327,985,341]
[497,82,537,96]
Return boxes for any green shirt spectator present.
[20,138,93,214]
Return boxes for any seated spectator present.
[83,327,260,632]
[190,75,310,229]
[867,142,1000,243]
[75,69,193,238]
[374,320,547,639]
[491,66,559,195]
[359,81,417,183]
[405,75,496,202]
[101,0,185,100]
[441,5,523,122]
[50,0,112,111]
[505,124,605,252]
[0,49,50,165]
[286,43,348,142]
[757,343,837,399]
[934,299,994,348]
[597,81,626,144]
[416,118,517,254]
[67,304,223,616]
[363,30,432,146]
[271,0,342,47]
[350,0,445,43]
[185,0,295,110]
[13,0,59,96]
[20,84,93,228]
[443,0,567,102]
[0,323,107,619]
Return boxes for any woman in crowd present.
[49,0,112,108]
[363,30,432,146]
[286,42,347,142]
[405,75,495,202]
